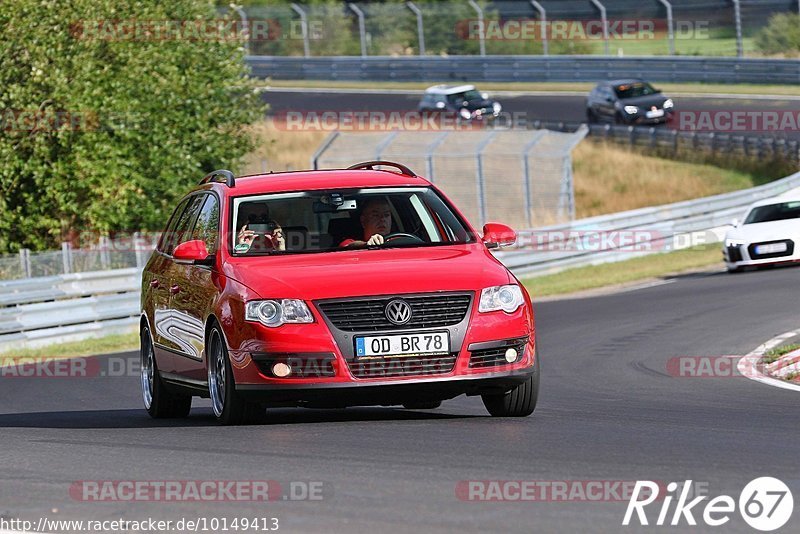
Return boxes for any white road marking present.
[738,331,800,392]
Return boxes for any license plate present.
[646,109,665,118]
[755,243,787,254]
[355,332,449,358]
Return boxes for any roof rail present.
[199,169,235,187]
[346,161,417,177]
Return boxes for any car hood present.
[619,94,669,108]
[726,219,800,242]
[225,244,512,300]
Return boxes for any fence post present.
[134,232,145,269]
[348,3,368,57]
[310,131,340,169]
[425,131,449,183]
[475,132,497,226]
[732,0,743,57]
[230,4,250,56]
[406,1,426,56]
[521,131,547,228]
[100,235,111,270]
[589,0,610,56]
[61,242,72,274]
[19,248,31,278]
[530,1,548,56]
[467,0,486,57]
[656,0,675,55]
[290,3,311,58]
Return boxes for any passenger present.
[235,202,285,252]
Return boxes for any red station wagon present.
[140,161,539,424]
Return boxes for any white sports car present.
[723,194,800,273]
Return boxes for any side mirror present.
[730,218,739,228]
[482,223,516,249]
[173,240,213,266]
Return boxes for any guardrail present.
[2,171,799,352]
[0,269,141,352]
[246,55,800,85]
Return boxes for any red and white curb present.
[738,331,800,392]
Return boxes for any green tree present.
[0,0,265,252]
[755,13,800,56]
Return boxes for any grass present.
[242,121,328,174]
[522,245,721,297]
[261,79,800,97]
[762,343,800,364]
[0,332,138,362]
[572,140,759,218]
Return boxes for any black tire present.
[141,326,192,419]
[207,325,264,425]
[482,350,540,417]
[402,400,442,410]
[586,108,598,124]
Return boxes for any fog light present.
[272,362,292,378]
[504,348,518,363]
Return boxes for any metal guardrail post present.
[656,0,675,55]
[406,1,426,56]
[348,3,368,58]
[530,1,548,56]
[61,242,72,274]
[475,131,498,226]
[19,248,31,278]
[374,131,399,160]
[311,131,340,169]
[467,0,486,57]
[589,0,610,56]
[230,4,250,56]
[521,131,547,228]
[732,0,743,57]
[290,3,311,58]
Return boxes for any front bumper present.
[723,239,800,269]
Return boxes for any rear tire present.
[141,326,192,419]
[207,325,264,425]
[482,349,540,417]
[586,108,598,124]
[402,400,442,410]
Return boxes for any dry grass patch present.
[241,120,328,175]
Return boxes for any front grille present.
[253,354,335,378]
[317,293,472,332]
[469,338,528,369]
[748,240,794,260]
[727,245,743,263]
[347,353,457,379]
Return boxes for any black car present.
[417,84,502,121]
[586,79,674,125]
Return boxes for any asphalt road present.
[261,89,800,139]
[1,265,799,533]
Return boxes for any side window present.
[164,195,205,255]
[157,198,190,253]
[191,195,220,254]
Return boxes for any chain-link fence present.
[230,0,800,58]
[312,127,588,229]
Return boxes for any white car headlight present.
[459,108,472,120]
[624,105,639,115]
[663,98,674,109]
[492,102,502,114]
[479,285,525,314]
[245,299,314,327]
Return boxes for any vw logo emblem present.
[385,299,412,325]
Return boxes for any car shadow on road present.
[0,407,478,429]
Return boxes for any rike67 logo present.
[623,477,793,531]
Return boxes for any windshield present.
[231,187,473,256]
[614,82,659,99]
[447,89,482,104]
[744,201,800,224]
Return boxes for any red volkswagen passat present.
[140,161,539,424]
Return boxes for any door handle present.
[150,279,160,289]
[169,285,181,295]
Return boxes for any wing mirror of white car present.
[730,218,739,228]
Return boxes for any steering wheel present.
[383,232,425,245]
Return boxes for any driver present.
[340,197,392,248]
[235,202,286,253]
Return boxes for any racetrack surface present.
[262,89,800,140]
[1,265,799,532]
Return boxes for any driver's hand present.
[238,225,256,245]
[366,234,385,246]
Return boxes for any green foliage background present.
[0,0,265,252]
[755,13,800,56]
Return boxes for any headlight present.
[492,102,502,114]
[624,105,639,115]
[725,238,746,248]
[459,108,472,120]
[663,98,674,109]
[479,285,525,314]
[245,299,314,327]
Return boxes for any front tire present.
[141,326,191,419]
[207,326,263,425]
[482,349,540,417]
